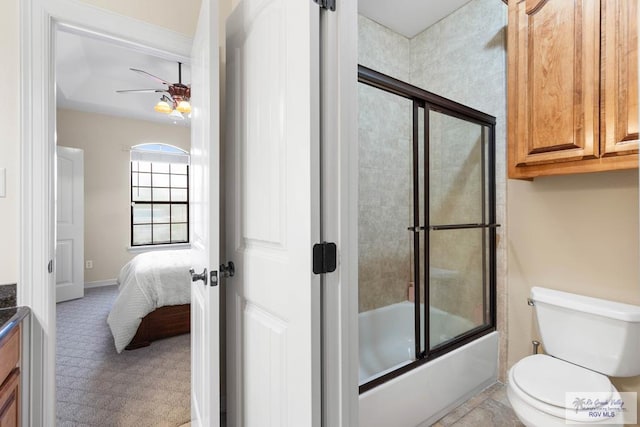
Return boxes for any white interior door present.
[190,0,220,425]
[56,146,84,303]
[225,1,321,425]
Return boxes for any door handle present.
[220,261,235,278]
[189,268,208,286]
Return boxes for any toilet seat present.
[508,355,622,425]
[513,355,613,409]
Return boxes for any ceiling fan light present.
[154,100,172,114]
[169,109,184,121]
[176,100,191,114]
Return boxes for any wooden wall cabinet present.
[508,0,639,179]
[0,326,20,427]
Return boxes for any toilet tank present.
[531,287,640,377]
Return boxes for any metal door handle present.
[220,261,235,278]
[189,268,208,286]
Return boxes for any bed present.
[107,249,192,353]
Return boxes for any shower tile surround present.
[358,0,507,376]
[358,16,413,313]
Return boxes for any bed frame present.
[125,304,191,350]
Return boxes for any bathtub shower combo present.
[357,67,499,426]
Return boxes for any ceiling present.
[56,30,191,127]
[56,1,479,123]
[358,0,474,38]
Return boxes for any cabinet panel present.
[0,370,19,427]
[601,0,639,157]
[0,328,19,394]
[509,0,600,169]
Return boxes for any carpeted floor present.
[56,286,191,426]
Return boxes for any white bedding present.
[107,249,192,353]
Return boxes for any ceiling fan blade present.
[130,68,171,85]
[116,89,167,94]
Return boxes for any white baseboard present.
[84,279,117,289]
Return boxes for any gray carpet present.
[56,285,191,426]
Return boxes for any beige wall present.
[57,109,190,283]
[0,0,20,285]
[507,169,640,423]
[75,0,201,36]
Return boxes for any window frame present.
[130,144,190,247]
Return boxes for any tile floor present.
[430,382,524,427]
[194,382,521,427]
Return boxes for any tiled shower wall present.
[410,0,507,331]
[358,0,507,372]
[358,16,412,313]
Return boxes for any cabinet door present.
[0,370,19,427]
[508,0,600,172]
[601,0,639,157]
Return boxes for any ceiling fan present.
[117,62,191,120]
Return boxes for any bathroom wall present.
[56,109,190,283]
[357,0,508,369]
[507,169,640,423]
[358,15,413,312]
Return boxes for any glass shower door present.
[426,109,495,351]
[357,65,497,392]
[357,82,417,385]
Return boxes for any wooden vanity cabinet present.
[507,0,639,179]
[0,326,20,427]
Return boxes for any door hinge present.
[312,0,335,11]
[313,242,337,274]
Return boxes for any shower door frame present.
[358,65,498,393]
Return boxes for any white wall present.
[57,109,190,283]
[0,0,20,285]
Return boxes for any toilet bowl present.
[507,355,623,427]
[507,287,640,427]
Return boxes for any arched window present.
[130,143,190,246]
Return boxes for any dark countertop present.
[0,307,30,341]
[0,284,17,309]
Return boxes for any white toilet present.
[507,287,640,427]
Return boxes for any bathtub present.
[359,301,498,427]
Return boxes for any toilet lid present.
[512,355,613,409]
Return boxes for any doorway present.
[19,1,209,423]
[53,27,194,425]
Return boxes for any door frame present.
[319,2,359,426]
[20,0,192,424]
